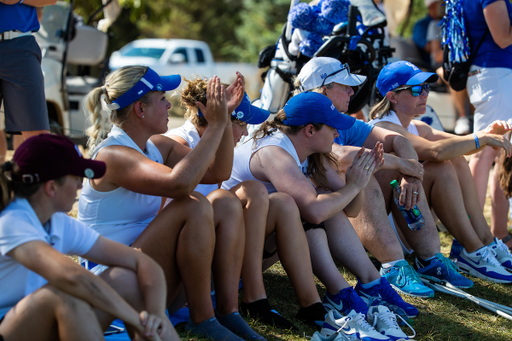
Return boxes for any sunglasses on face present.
[321,63,350,87]
[393,83,430,97]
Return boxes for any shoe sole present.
[417,273,473,289]
[388,283,434,298]
[457,263,512,284]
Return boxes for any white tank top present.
[221,130,308,193]
[368,110,420,136]
[164,120,218,197]
[78,125,163,246]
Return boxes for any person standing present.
[464,0,512,248]
[0,0,51,142]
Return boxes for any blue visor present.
[231,93,271,124]
[109,67,181,110]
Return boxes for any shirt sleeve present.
[54,214,100,256]
[426,20,441,43]
[334,120,374,147]
[0,213,46,256]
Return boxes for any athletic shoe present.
[414,253,473,289]
[454,116,470,135]
[320,309,391,341]
[489,237,512,271]
[355,277,419,319]
[449,238,463,260]
[379,261,434,298]
[311,330,351,341]
[367,305,416,341]
[457,247,512,283]
[322,287,369,316]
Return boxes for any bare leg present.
[268,192,321,307]
[350,173,408,263]
[422,160,484,252]
[451,156,495,245]
[0,130,7,164]
[0,286,103,341]
[96,267,179,341]
[207,189,245,316]
[469,147,497,209]
[491,165,510,243]
[306,227,351,295]
[132,193,216,324]
[230,181,269,304]
[21,129,50,140]
[325,210,381,284]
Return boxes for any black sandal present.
[502,234,512,249]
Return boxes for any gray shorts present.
[0,36,50,132]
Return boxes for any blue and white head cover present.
[377,61,438,95]
[231,92,271,124]
[107,67,181,111]
[283,92,355,130]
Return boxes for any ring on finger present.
[365,166,370,170]
[413,191,419,195]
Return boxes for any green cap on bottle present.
[390,180,399,188]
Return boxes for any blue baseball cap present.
[232,93,271,124]
[376,61,438,95]
[108,67,181,110]
[283,92,356,130]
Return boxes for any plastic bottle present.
[390,180,425,231]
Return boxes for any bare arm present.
[8,241,160,340]
[362,126,419,161]
[332,144,424,180]
[375,120,512,161]
[484,0,512,49]
[251,146,378,224]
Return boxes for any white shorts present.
[467,66,512,132]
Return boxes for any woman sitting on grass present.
[369,60,512,283]
[0,134,177,341]
[165,77,327,329]
[78,66,263,341]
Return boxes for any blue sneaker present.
[355,277,419,319]
[322,287,369,315]
[379,260,434,298]
[458,246,512,283]
[415,253,473,288]
[489,237,512,271]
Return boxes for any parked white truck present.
[37,1,261,146]
[109,38,262,98]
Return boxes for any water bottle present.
[390,180,425,231]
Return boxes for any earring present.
[142,115,145,119]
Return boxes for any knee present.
[42,287,94,316]
[425,160,456,178]
[270,192,299,216]
[209,189,244,217]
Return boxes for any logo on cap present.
[405,62,419,71]
[84,168,95,178]
[236,111,244,119]
[331,104,335,111]
[156,84,163,91]
[320,72,328,79]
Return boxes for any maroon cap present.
[12,134,106,184]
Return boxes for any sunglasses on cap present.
[321,63,350,87]
[393,83,430,97]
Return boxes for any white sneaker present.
[454,116,470,135]
[320,309,391,341]
[367,305,416,341]
[311,330,351,341]
[457,246,512,283]
[489,237,512,271]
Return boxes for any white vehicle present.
[109,38,262,99]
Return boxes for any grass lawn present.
[176,196,512,341]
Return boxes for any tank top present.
[165,120,219,196]
[78,125,163,246]
[368,110,420,136]
[221,130,308,193]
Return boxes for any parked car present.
[109,38,262,99]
